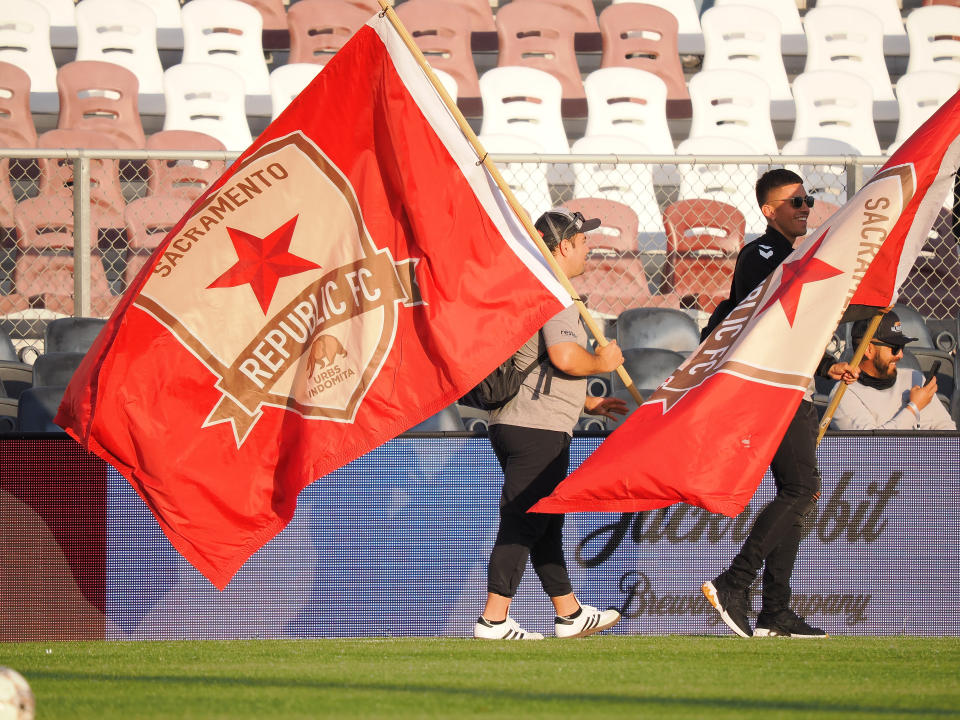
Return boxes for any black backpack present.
[460,351,548,411]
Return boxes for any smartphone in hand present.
[923,360,942,385]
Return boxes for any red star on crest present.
[758,228,844,327]
[207,215,321,314]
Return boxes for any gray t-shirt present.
[489,304,588,434]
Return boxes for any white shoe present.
[473,615,544,640]
[555,604,621,638]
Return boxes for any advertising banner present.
[2,435,957,639]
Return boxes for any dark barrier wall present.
[1,434,958,640]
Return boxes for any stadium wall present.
[1,433,958,640]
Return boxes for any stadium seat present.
[446,0,497,31]
[13,253,117,316]
[479,67,570,185]
[610,0,702,36]
[74,0,164,95]
[31,0,74,26]
[143,130,226,200]
[597,3,690,117]
[17,128,126,251]
[55,61,147,149]
[791,71,882,156]
[0,396,17,432]
[616,306,700,354]
[662,197,745,313]
[31,351,85,387]
[511,0,599,32]
[44,316,107,353]
[13,128,124,316]
[287,0,369,65]
[700,5,793,119]
[0,327,32,399]
[0,62,38,148]
[479,66,568,152]
[583,67,674,155]
[339,0,380,11]
[816,0,906,38]
[477,133,553,221]
[712,0,803,35]
[563,196,681,316]
[893,304,944,350]
[687,69,779,155]
[0,62,37,267]
[802,6,896,112]
[124,130,227,285]
[675,136,764,236]
[780,137,858,206]
[495,1,585,103]
[396,0,480,99]
[269,63,325,120]
[0,0,58,94]
[162,63,253,151]
[570,135,665,247]
[16,384,67,433]
[181,0,270,96]
[906,5,960,76]
[239,0,288,30]
[889,71,960,154]
[148,0,183,29]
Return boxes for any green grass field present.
[2,637,959,719]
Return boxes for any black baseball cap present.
[535,208,601,249]
[852,310,918,347]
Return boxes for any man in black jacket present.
[701,169,858,638]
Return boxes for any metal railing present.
[2,149,957,355]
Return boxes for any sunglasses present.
[775,195,816,209]
[871,341,904,354]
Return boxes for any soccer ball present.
[0,667,34,720]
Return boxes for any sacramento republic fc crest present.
[134,132,422,446]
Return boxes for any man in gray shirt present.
[473,208,628,640]
[831,311,956,431]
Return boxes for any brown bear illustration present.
[306,334,347,378]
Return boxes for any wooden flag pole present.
[376,0,645,407]
[815,309,888,446]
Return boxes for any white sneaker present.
[473,615,544,640]
[555,604,621,638]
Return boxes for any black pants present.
[486,424,574,599]
[726,400,821,614]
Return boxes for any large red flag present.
[56,14,570,589]
[532,92,960,517]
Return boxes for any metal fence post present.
[845,158,864,200]
[73,154,92,317]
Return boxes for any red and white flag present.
[532,92,960,517]
[56,13,570,588]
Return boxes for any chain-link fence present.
[0,147,235,357]
[1,149,957,359]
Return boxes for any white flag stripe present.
[369,14,571,308]
[891,136,960,300]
